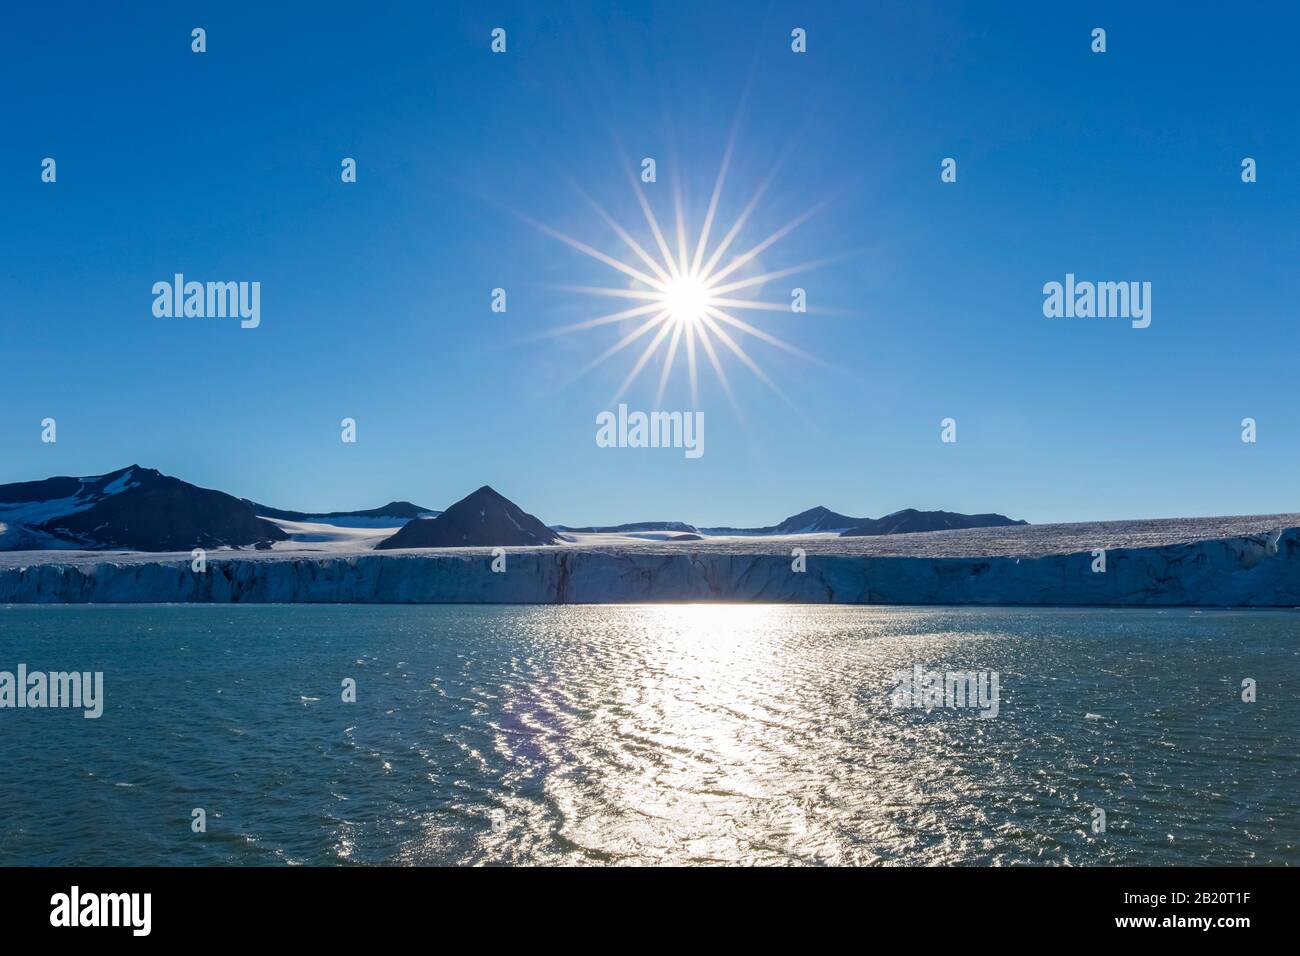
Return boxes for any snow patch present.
[100,469,140,496]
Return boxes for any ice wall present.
[1,529,1296,606]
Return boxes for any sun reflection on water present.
[5,605,1294,866]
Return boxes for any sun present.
[661,274,713,326]
[516,131,838,412]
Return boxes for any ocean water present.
[0,604,1295,866]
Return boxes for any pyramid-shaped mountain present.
[376,486,559,549]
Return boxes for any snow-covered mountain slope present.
[0,466,145,550]
[0,465,439,552]
[248,500,438,528]
[260,518,398,552]
[0,465,286,552]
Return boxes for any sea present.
[0,604,1295,866]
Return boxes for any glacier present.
[0,523,1296,606]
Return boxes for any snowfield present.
[0,512,1297,606]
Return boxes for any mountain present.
[0,463,1026,553]
[376,486,559,549]
[248,500,438,527]
[553,520,700,534]
[698,505,1024,537]
[700,505,865,535]
[0,465,287,552]
[840,509,1027,537]
[772,506,864,534]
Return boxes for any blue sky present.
[2,1,1297,526]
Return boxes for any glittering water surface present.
[0,604,1296,866]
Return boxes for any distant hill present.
[0,465,287,552]
[841,509,1027,537]
[772,506,864,534]
[376,486,559,549]
[701,505,865,535]
[249,500,437,527]
[553,520,700,534]
[700,505,1024,537]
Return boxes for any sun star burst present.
[522,135,834,413]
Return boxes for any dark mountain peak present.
[552,520,700,534]
[842,509,1027,538]
[103,463,154,477]
[0,464,287,552]
[376,485,558,550]
[774,505,863,534]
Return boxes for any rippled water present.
[0,604,1296,865]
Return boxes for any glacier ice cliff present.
[0,528,1296,606]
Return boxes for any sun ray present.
[693,322,742,418]
[685,322,700,408]
[543,300,668,337]
[706,203,824,286]
[655,319,686,407]
[567,310,670,386]
[694,132,804,278]
[612,315,678,404]
[690,132,737,278]
[549,284,664,302]
[673,183,689,277]
[705,306,817,361]
[705,250,858,297]
[698,311,793,406]
[624,164,680,281]
[578,189,675,286]
[522,214,667,291]
[696,175,774,280]
[688,295,855,318]
[707,297,801,312]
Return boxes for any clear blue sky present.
[2,1,1297,526]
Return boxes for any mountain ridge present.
[0,463,1027,552]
